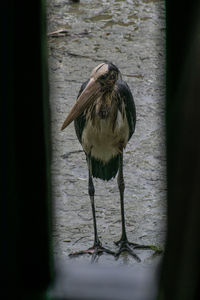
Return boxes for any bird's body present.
[61,62,152,261]
[75,76,136,180]
[81,98,129,163]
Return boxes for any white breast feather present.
[82,109,129,163]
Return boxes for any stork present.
[61,62,152,262]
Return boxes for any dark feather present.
[74,79,89,143]
[90,155,119,181]
[115,79,136,140]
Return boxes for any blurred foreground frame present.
[1,1,200,300]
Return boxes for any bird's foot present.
[115,238,162,262]
[69,240,115,262]
[115,239,141,262]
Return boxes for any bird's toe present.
[115,239,163,262]
[69,243,115,261]
[115,241,141,262]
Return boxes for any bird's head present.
[61,62,120,130]
[91,62,119,89]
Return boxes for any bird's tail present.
[91,155,119,181]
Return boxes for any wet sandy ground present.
[47,0,166,265]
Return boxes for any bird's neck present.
[96,90,117,120]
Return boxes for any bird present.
[61,62,152,261]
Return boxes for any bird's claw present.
[115,239,138,247]
[114,239,162,262]
[115,240,141,262]
[90,245,115,263]
[69,242,115,262]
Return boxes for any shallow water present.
[47,0,166,265]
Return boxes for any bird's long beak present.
[61,78,101,130]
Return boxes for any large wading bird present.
[61,62,154,262]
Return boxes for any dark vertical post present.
[0,1,53,299]
[159,1,200,299]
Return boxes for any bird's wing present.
[74,79,89,143]
[115,79,136,140]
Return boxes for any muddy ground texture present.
[47,0,166,265]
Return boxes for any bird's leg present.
[115,153,141,261]
[87,154,115,260]
[69,154,115,261]
[115,153,162,261]
[116,154,126,243]
[88,158,100,248]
